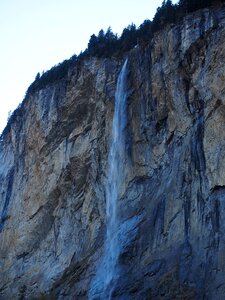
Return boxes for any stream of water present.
[90,58,128,299]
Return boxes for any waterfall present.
[104,58,128,294]
[90,58,129,299]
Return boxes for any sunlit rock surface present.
[1,7,225,299]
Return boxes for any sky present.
[0,0,178,134]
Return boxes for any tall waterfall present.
[90,59,129,299]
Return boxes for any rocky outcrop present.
[1,6,225,300]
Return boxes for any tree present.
[152,0,177,32]
[35,72,40,81]
[119,23,138,53]
[179,0,212,12]
[87,34,98,56]
[138,19,152,46]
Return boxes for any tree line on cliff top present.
[83,0,223,58]
[26,0,224,94]
[2,0,225,136]
[26,0,224,96]
[2,0,225,139]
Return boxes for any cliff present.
[1,6,225,300]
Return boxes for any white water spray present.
[90,59,129,299]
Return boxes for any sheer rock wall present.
[1,7,225,299]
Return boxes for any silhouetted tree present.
[88,34,98,56]
[35,72,41,81]
[119,23,138,53]
[137,19,152,46]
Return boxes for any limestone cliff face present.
[1,7,225,300]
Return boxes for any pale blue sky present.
[0,0,178,133]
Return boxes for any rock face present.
[1,6,225,300]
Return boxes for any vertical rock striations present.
[1,6,225,300]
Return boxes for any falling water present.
[90,59,129,299]
[104,58,128,294]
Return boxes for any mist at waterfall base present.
[90,60,129,299]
